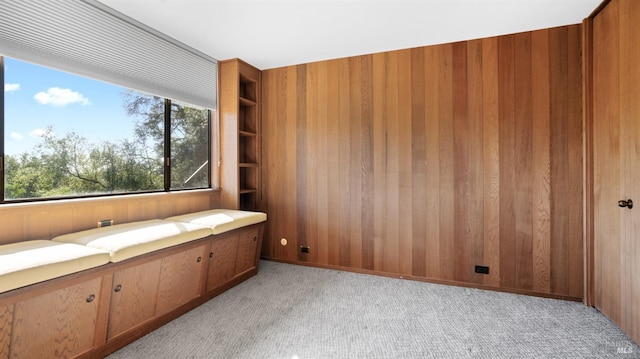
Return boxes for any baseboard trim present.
[261,257,582,303]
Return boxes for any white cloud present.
[34,87,90,107]
[10,132,23,140]
[4,83,20,93]
[30,128,51,138]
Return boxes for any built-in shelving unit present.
[219,59,261,210]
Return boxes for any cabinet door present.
[0,305,12,359]
[206,234,238,292]
[107,259,161,340]
[10,277,102,358]
[156,245,207,316]
[235,227,259,275]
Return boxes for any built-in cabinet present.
[107,260,162,340]
[206,226,260,292]
[0,306,10,358]
[9,277,102,358]
[219,59,261,211]
[589,0,640,345]
[0,223,264,358]
[206,234,239,292]
[156,245,207,316]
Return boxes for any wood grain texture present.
[0,190,220,245]
[0,305,12,359]
[206,233,239,291]
[10,278,102,358]
[235,227,260,275]
[155,245,207,317]
[618,0,640,342]
[261,26,583,298]
[591,0,640,344]
[107,259,162,340]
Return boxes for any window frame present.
[0,56,213,204]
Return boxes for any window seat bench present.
[0,209,266,359]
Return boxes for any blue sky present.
[3,57,138,156]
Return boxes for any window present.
[2,57,211,201]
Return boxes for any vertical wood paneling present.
[284,66,299,262]
[327,59,340,266]
[296,64,308,262]
[262,25,583,299]
[481,37,501,288]
[424,45,441,279]
[348,57,363,269]
[467,39,485,285]
[383,51,400,274]
[498,34,517,289]
[338,58,352,268]
[438,44,455,281]
[566,25,584,299]
[397,49,413,276]
[514,32,533,291]
[0,190,220,245]
[360,55,375,270]
[550,26,570,295]
[452,42,470,283]
[531,29,552,293]
[372,53,387,272]
[411,48,427,278]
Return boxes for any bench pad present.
[0,240,111,293]
[166,209,267,235]
[52,219,211,262]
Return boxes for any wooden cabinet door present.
[9,277,102,358]
[0,306,13,359]
[156,245,207,316]
[107,259,162,340]
[592,0,640,344]
[235,227,259,275]
[206,233,239,292]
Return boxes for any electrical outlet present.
[474,265,489,274]
[98,219,114,228]
[300,245,310,253]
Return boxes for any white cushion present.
[166,209,266,235]
[52,219,211,262]
[0,240,111,293]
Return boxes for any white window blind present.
[0,0,217,109]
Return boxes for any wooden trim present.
[581,17,595,307]
[261,258,583,302]
[588,0,613,19]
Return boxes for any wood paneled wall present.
[261,25,583,299]
[0,190,220,245]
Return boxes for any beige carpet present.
[108,260,639,358]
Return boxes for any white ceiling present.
[97,0,601,70]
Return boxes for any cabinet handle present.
[114,284,122,292]
[197,256,202,263]
[253,237,257,242]
[86,294,96,303]
[209,252,214,258]
[618,199,633,209]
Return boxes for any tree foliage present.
[5,93,209,200]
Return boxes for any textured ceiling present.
[98,0,601,70]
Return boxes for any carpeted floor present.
[108,260,640,358]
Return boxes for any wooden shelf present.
[239,130,257,137]
[220,58,261,211]
[239,96,256,106]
